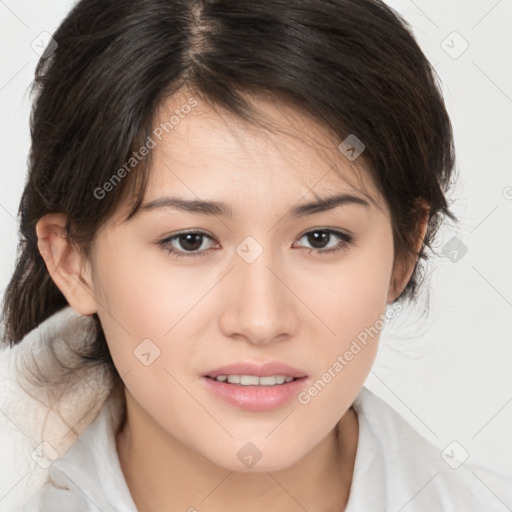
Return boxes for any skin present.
[36,90,427,512]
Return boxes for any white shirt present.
[22,384,511,511]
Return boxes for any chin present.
[200,441,304,474]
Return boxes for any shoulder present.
[345,387,511,511]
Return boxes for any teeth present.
[214,375,296,386]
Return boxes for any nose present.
[218,245,299,346]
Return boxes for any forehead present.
[115,91,387,225]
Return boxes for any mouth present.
[203,360,308,381]
[204,374,304,386]
[200,361,309,411]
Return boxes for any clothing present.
[1,306,510,511]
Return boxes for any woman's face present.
[88,92,398,472]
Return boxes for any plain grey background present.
[1,0,511,480]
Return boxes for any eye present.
[157,231,217,258]
[157,228,353,258]
[293,229,353,256]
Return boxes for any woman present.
[1,0,509,510]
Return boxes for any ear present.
[35,212,97,315]
[387,203,430,304]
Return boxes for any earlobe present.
[36,212,97,315]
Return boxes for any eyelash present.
[157,229,353,259]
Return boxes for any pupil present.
[180,233,202,251]
[308,231,328,249]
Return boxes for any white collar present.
[0,306,116,511]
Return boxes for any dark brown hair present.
[1,0,456,385]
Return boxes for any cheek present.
[311,221,395,344]
[298,223,395,401]
[92,237,180,332]
[91,238,214,399]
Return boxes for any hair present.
[1,0,457,390]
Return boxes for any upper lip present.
[203,361,308,379]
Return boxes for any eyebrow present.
[140,192,371,219]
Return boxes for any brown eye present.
[306,230,330,249]
[294,229,352,255]
[158,231,216,258]
[176,233,205,251]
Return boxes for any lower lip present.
[201,376,309,412]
